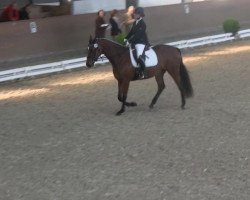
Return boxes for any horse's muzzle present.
[86,61,94,68]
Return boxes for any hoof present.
[129,102,137,107]
[149,104,154,109]
[125,102,137,107]
[116,110,124,116]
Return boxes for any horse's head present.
[86,36,102,68]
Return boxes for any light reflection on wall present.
[0,88,49,100]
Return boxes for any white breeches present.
[135,44,146,58]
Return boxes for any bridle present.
[88,39,102,63]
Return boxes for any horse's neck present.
[100,39,126,64]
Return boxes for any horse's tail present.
[179,50,194,98]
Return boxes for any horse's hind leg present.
[180,89,185,109]
[149,72,165,109]
[167,67,186,109]
[173,75,186,109]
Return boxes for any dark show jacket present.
[109,17,121,36]
[95,16,107,38]
[125,18,149,45]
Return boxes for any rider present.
[124,7,149,78]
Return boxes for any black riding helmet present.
[135,7,145,17]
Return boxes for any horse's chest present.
[113,68,119,79]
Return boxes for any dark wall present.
[0,0,250,69]
[147,0,250,43]
[0,13,96,64]
[0,0,30,8]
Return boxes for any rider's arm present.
[125,22,135,41]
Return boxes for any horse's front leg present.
[117,94,126,116]
[116,80,136,115]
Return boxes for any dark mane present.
[98,38,127,65]
[100,38,126,48]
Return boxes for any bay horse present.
[86,36,193,115]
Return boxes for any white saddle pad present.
[129,44,158,68]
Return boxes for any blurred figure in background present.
[19,4,30,20]
[95,9,109,38]
[1,2,19,22]
[109,9,122,40]
[122,5,135,34]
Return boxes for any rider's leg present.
[131,43,137,61]
[135,44,146,78]
[138,56,145,78]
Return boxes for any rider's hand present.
[100,24,109,28]
[124,39,129,47]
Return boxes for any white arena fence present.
[0,29,250,83]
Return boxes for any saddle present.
[129,44,158,68]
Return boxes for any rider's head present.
[135,7,145,18]
[97,9,105,17]
[127,5,135,15]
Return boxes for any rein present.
[98,55,106,62]
[91,38,127,64]
[92,41,107,62]
[93,42,102,62]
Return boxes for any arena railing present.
[0,29,250,83]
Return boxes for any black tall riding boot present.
[138,55,146,79]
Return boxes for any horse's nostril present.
[86,61,93,68]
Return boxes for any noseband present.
[89,40,102,62]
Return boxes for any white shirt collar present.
[136,17,142,24]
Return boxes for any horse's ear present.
[89,35,93,43]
